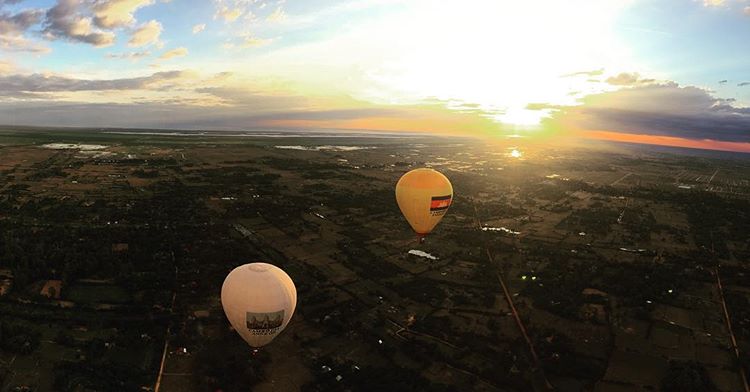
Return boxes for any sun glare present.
[510,149,523,158]
[363,0,632,128]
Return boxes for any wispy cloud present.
[192,23,205,34]
[213,0,245,22]
[702,0,725,7]
[128,19,162,47]
[0,59,14,74]
[561,69,604,78]
[605,72,655,86]
[240,35,271,48]
[0,70,190,95]
[223,35,272,50]
[106,50,151,60]
[159,46,187,59]
[0,70,217,103]
[266,7,286,23]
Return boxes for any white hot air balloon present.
[221,262,297,348]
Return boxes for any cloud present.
[159,46,187,59]
[194,85,308,107]
[605,72,655,86]
[223,35,272,50]
[266,6,285,22]
[8,102,500,136]
[92,0,154,29]
[43,0,115,47]
[541,81,750,143]
[214,4,243,22]
[213,0,281,23]
[0,71,196,99]
[744,6,750,16]
[0,70,192,97]
[525,102,566,111]
[246,108,406,122]
[739,82,750,87]
[241,35,271,48]
[128,19,161,47]
[561,69,604,78]
[192,23,205,34]
[0,7,48,52]
[0,59,14,74]
[718,79,728,84]
[0,99,420,131]
[222,36,272,50]
[43,0,159,47]
[106,50,150,60]
[0,9,43,34]
[702,0,725,7]
[1,34,50,53]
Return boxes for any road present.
[708,169,719,185]
[154,264,178,392]
[610,172,632,186]
[715,267,750,392]
[473,203,553,391]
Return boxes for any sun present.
[357,0,632,128]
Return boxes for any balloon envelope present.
[221,263,297,348]
[395,168,453,236]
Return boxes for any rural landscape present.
[0,127,747,392]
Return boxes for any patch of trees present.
[534,329,606,381]
[190,167,279,186]
[301,356,457,392]
[131,169,158,178]
[192,328,267,392]
[472,197,526,220]
[660,360,716,392]
[526,183,568,202]
[53,360,146,392]
[521,262,594,320]
[557,207,619,235]
[619,208,657,243]
[335,239,403,279]
[595,261,697,312]
[26,167,68,181]
[0,321,40,354]
[262,157,341,172]
[390,277,447,306]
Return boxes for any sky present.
[1,0,750,152]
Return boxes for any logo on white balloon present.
[246,310,284,335]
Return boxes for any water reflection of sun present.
[510,149,522,158]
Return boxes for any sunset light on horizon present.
[2,0,750,152]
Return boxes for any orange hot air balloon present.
[395,168,453,239]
